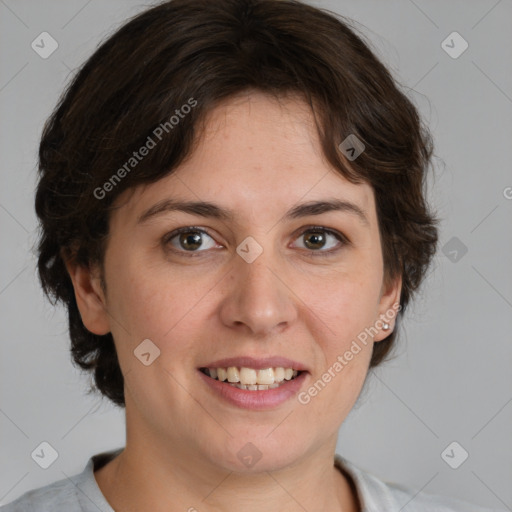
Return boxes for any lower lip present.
[198,370,308,410]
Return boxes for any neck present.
[95,438,360,512]
[94,396,360,512]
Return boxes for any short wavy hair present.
[35,0,439,408]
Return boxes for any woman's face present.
[74,91,401,472]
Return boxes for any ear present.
[63,252,111,336]
[373,272,402,343]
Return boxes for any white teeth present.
[227,366,240,383]
[204,366,302,387]
[226,381,289,391]
[239,367,257,385]
[273,367,285,382]
[257,368,274,385]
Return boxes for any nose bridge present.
[220,243,297,335]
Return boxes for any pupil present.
[304,231,325,250]
[180,232,202,250]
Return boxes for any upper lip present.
[199,356,309,372]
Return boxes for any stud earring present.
[382,322,390,330]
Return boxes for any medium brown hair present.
[35,0,439,408]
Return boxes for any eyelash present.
[162,225,349,258]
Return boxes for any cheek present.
[299,270,380,405]
[306,270,381,342]
[301,280,376,411]
[106,258,216,346]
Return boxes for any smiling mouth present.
[199,366,303,391]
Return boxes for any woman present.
[2,1,503,511]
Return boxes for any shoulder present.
[335,454,505,512]
[0,476,79,512]
[1,447,122,512]
[379,479,500,512]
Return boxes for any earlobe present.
[63,254,111,336]
[374,273,402,343]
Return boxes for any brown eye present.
[303,230,328,250]
[178,231,203,251]
[292,227,347,256]
[164,228,218,253]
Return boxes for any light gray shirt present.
[1,447,504,511]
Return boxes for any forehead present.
[111,91,376,228]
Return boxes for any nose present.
[218,251,298,337]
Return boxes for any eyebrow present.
[136,198,370,227]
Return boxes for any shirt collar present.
[334,453,399,511]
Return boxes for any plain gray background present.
[1,0,511,509]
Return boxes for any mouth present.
[199,366,304,391]
[197,357,309,409]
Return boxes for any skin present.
[65,90,401,512]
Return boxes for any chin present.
[205,437,305,473]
